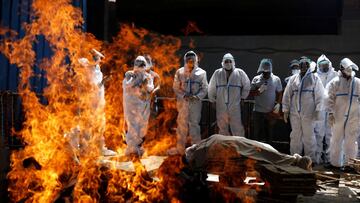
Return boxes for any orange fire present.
[102,24,181,155]
[0,0,182,202]
[1,1,262,202]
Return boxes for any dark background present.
[88,0,343,39]
[86,0,360,82]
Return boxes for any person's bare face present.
[186,58,195,70]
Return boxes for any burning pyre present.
[0,1,268,202]
[0,0,185,202]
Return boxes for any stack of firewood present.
[260,164,317,196]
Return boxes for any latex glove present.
[189,95,199,101]
[272,103,281,114]
[283,111,290,123]
[125,71,134,79]
[258,84,268,93]
[314,111,321,121]
[184,94,198,101]
[328,113,335,127]
[183,94,190,100]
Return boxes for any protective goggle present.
[318,60,329,66]
[319,63,329,67]
[224,59,233,64]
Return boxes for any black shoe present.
[323,163,340,170]
[340,166,355,173]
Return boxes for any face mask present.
[224,63,233,71]
[292,69,300,75]
[341,68,352,78]
[319,63,330,73]
[186,61,194,69]
[186,57,196,69]
[134,66,145,73]
[262,72,271,79]
[321,67,329,73]
[300,62,309,74]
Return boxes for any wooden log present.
[259,164,318,196]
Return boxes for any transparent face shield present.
[319,61,330,73]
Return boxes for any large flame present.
[1,1,261,202]
[102,24,181,155]
[0,0,182,202]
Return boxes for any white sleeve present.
[325,80,337,113]
[282,79,293,112]
[196,71,208,99]
[173,70,186,98]
[314,76,325,111]
[145,73,155,93]
[123,77,132,93]
[250,76,258,91]
[124,72,136,87]
[240,70,251,99]
[208,71,217,102]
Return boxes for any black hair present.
[185,52,196,58]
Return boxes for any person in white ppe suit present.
[208,53,250,137]
[172,51,208,153]
[250,59,282,143]
[314,54,338,164]
[75,49,116,157]
[123,56,155,157]
[326,58,360,171]
[282,57,324,162]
